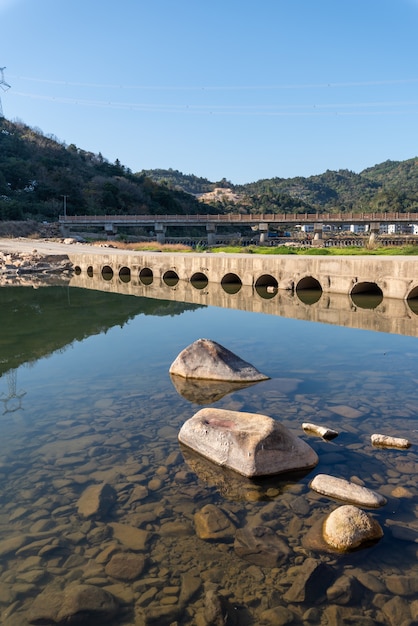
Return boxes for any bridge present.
[59,212,418,244]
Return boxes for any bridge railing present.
[58,212,418,224]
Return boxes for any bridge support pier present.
[206,223,217,246]
[155,222,166,244]
[259,223,269,245]
[312,223,323,247]
[105,223,117,236]
[368,222,380,246]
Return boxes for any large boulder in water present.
[178,407,318,477]
[169,338,269,382]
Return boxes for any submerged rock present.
[76,482,116,519]
[194,504,236,541]
[178,407,318,477]
[169,338,269,381]
[28,584,118,625]
[310,474,387,508]
[234,525,290,567]
[323,505,383,551]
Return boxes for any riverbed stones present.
[169,338,269,381]
[76,482,116,519]
[310,474,387,508]
[234,525,290,567]
[323,505,383,551]
[28,584,118,625]
[178,407,319,477]
[371,433,411,449]
[109,522,150,551]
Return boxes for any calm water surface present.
[0,285,418,625]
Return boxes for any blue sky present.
[1,0,417,184]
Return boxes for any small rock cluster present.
[173,339,413,559]
[0,249,73,284]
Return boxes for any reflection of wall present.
[69,273,418,338]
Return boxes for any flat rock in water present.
[310,474,386,508]
[169,338,269,381]
[323,505,383,551]
[371,433,411,449]
[179,407,318,477]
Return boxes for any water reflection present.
[351,292,384,310]
[0,280,418,625]
[70,272,418,338]
[296,288,322,305]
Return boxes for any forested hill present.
[0,119,216,222]
[1,117,418,221]
[143,159,418,214]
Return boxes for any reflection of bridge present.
[59,212,418,244]
[70,271,418,338]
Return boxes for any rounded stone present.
[323,505,383,551]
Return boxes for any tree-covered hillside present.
[1,117,418,221]
[144,160,418,214]
[0,119,216,221]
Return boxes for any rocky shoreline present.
[0,246,74,286]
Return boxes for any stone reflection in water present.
[181,444,313,502]
[170,373,259,404]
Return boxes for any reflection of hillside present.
[0,286,202,375]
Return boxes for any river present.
[0,276,417,625]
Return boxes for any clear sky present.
[0,0,417,184]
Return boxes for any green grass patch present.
[210,244,418,255]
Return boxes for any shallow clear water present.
[0,284,418,625]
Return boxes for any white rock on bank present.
[169,338,269,382]
[371,433,411,449]
[310,474,387,508]
[178,407,318,477]
[323,505,383,551]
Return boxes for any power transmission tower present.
[0,67,11,118]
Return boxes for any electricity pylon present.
[0,369,26,414]
[0,67,11,118]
